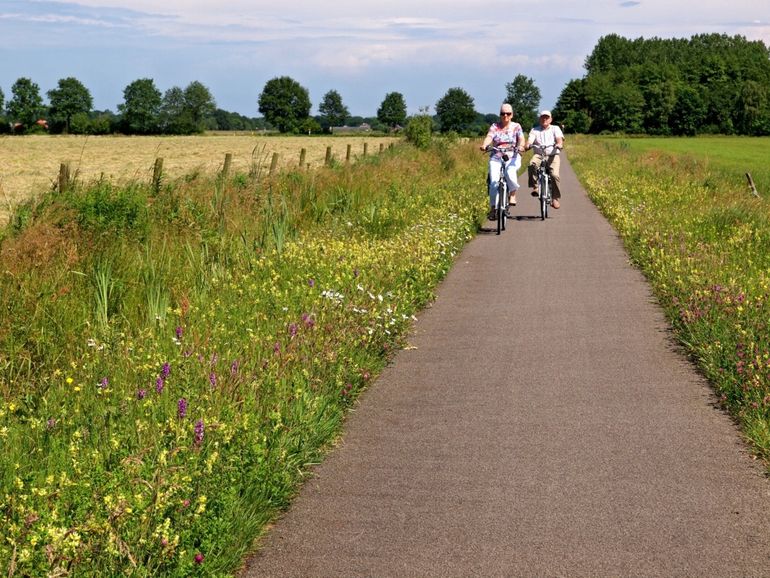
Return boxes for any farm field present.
[596,135,770,197]
[0,134,400,223]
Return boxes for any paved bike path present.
[241,156,770,577]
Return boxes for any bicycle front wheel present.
[539,174,548,220]
[497,179,505,234]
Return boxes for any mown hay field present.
[0,134,400,223]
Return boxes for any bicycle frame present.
[486,145,517,235]
[534,147,558,221]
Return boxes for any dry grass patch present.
[0,134,400,224]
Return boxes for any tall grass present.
[0,140,487,576]
[569,135,770,466]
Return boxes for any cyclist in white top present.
[525,110,564,209]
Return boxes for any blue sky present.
[1,0,768,118]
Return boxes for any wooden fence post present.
[58,162,70,193]
[269,152,279,175]
[325,146,332,166]
[152,158,164,192]
[346,144,352,162]
[379,143,384,153]
[222,153,232,180]
[746,172,760,198]
[363,143,368,157]
[299,148,306,168]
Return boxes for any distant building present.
[331,123,371,134]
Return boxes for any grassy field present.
[0,138,486,576]
[595,135,770,197]
[569,134,770,468]
[0,134,399,224]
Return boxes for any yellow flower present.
[66,377,74,384]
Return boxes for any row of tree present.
[0,76,253,135]
[10,33,766,138]
[0,73,544,137]
[256,74,544,136]
[552,33,770,135]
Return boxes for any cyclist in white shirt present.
[525,110,564,209]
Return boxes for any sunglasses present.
[500,112,512,116]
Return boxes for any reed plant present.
[0,140,486,576]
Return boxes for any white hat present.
[539,110,552,117]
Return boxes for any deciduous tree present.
[319,90,349,132]
[435,87,476,133]
[258,76,311,133]
[377,92,407,131]
[183,81,216,132]
[118,78,162,135]
[47,77,93,134]
[8,77,44,131]
[505,75,541,129]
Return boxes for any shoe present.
[487,209,496,221]
[508,194,517,206]
[552,199,560,209]
[531,188,539,197]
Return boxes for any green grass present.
[569,135,770,466]
[596,135,770,197]
[0,141,488,576]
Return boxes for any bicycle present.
[533,146,560,221]
[485,145,518,235]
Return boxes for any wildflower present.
[155,377,165,394]
[194,419,204,446]
[177,398,188,419]
[288,323,298,338]
[273,342,281,355]
[230,359,240,376]
[209,372,217,389]
[137,389,146,400]
[99,377,109,389]
[175,326,183,340]
[194,552,204,565]
[66,377,74,385]
[161,363,171,379]
[302,313,315,328]
[46,418,57,430]
[308,278,315,287]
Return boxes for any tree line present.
[8,33,763,138]
[552,33,770,136]
[0,73,544,137]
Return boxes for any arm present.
[554,125,564,150]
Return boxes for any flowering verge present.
[0,142,487,576]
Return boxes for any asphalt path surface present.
[241,156,770,577]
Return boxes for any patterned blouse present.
[486,122,523,159]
